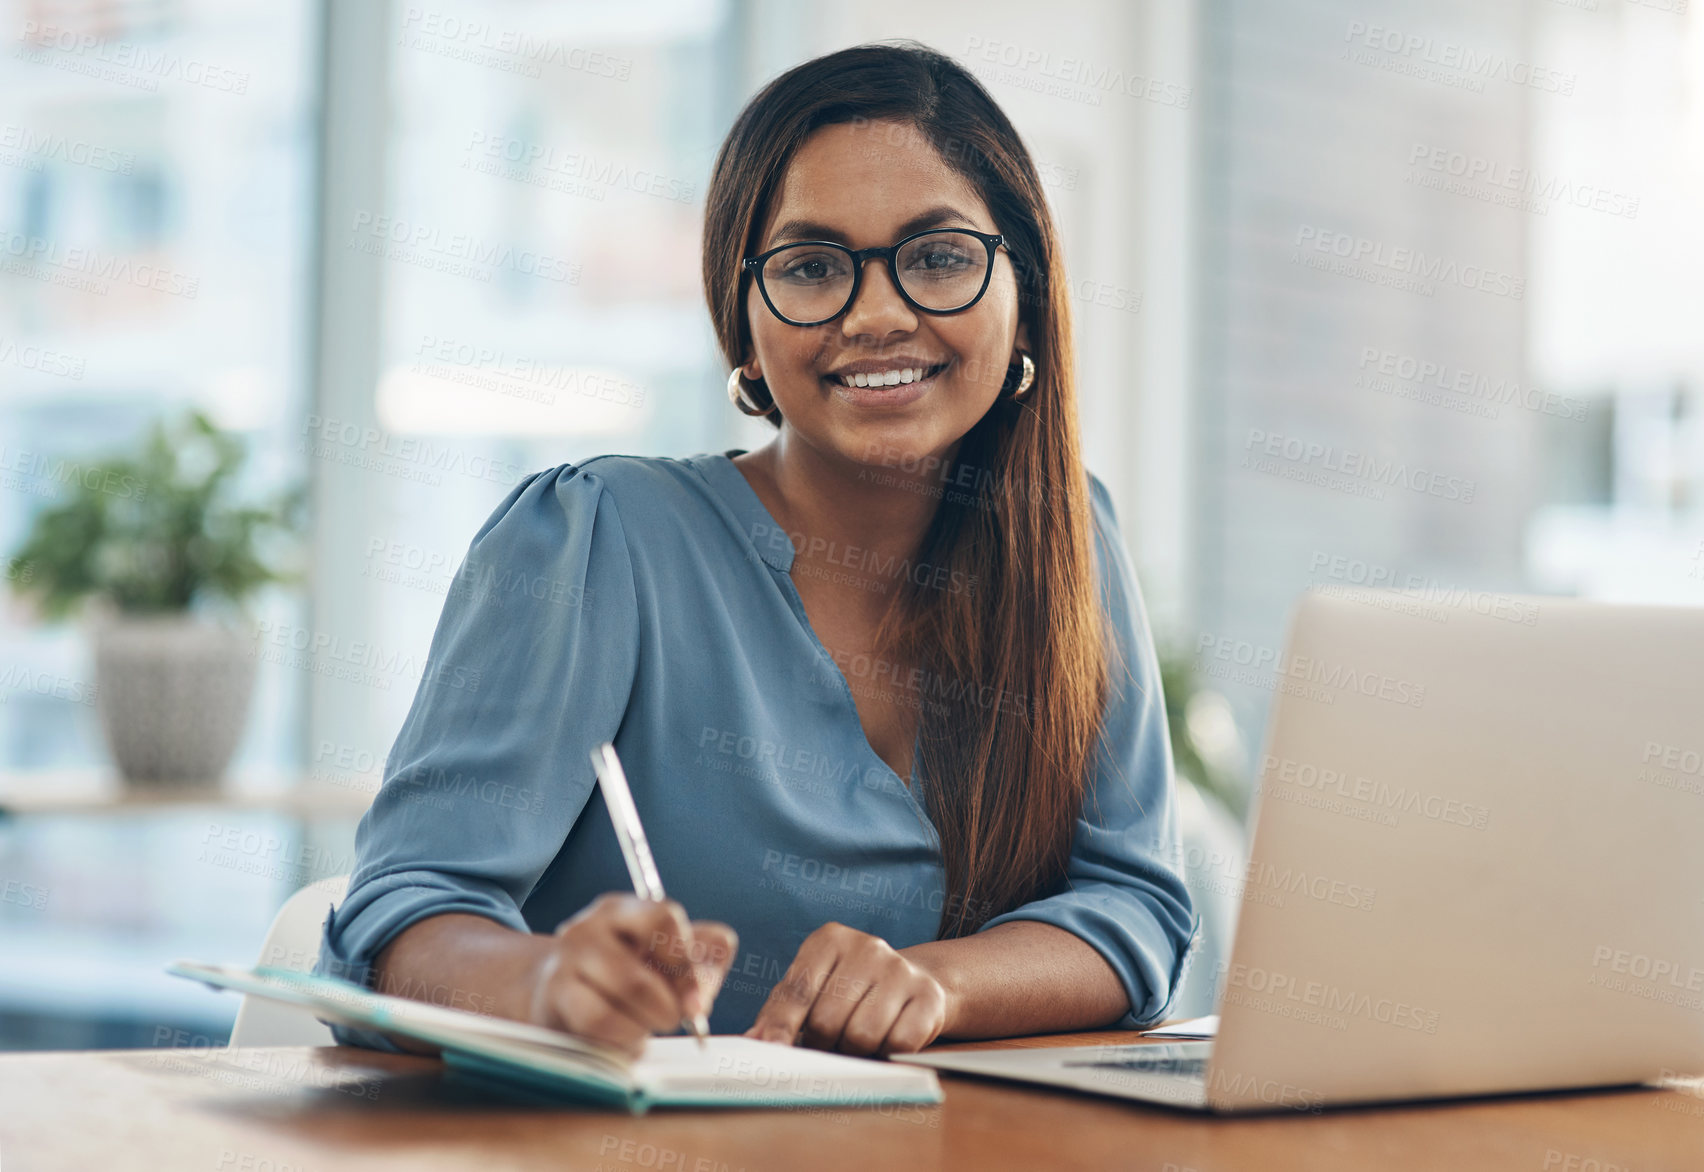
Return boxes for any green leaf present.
[3,408,308,620]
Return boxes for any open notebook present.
[168,960,943,1114]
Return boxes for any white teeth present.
[838,366,935,387]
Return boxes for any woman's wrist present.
[898,922,1133,1040]
[520,937,568,1028]
[900,940,967,1038]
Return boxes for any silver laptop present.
[896,589,1704,1112]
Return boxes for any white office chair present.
[227,874,350,1048]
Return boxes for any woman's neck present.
[735,429,949,590]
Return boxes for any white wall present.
[735,0,1202,633]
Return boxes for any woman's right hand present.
[525,893,738,1059]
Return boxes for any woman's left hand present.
[744,922,957,1055]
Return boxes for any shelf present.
[0,770,373,819]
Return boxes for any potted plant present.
[1157,644,1250,821]
[7,409,305,788]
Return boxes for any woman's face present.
[741,118,1029,474]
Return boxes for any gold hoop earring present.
[1009,352,1036,400]
[727,367,775,417]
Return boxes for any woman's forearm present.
[900,921,1132,1039]
[369,913,552,1054]
[366,914,1137,1051]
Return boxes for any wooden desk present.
[1,1031,1699,1171]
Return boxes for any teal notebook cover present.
[167,960,943,1115]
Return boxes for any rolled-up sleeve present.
[975,475,1200,1029]
[312,463,639,1050]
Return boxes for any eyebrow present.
[765,204,981,248]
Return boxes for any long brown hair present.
[702,41,1112,937]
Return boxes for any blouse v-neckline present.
[687,451,928,805]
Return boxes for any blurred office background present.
[0,0,1697,1048]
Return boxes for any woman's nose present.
[839,257,918,340]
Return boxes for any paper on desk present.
[628,1035,942,1106]
[1139,1014,1218,1040]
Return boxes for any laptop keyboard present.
[1061,1048,1208,1079]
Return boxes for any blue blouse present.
[314,451,1197,1050]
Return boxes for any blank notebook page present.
[632,1036,939,1098]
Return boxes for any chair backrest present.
[227,874,351,1048]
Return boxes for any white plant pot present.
[87,608,258,788]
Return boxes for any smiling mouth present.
[824,362,950,389]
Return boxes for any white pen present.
[588,741,711,1049]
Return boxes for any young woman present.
[316,41,1197,1060]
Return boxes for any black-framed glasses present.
[742,228,1006,326]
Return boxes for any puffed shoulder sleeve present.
[311,463,639,1050]
[975,474,1200,1028]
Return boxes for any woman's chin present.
[817,423,955,487]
